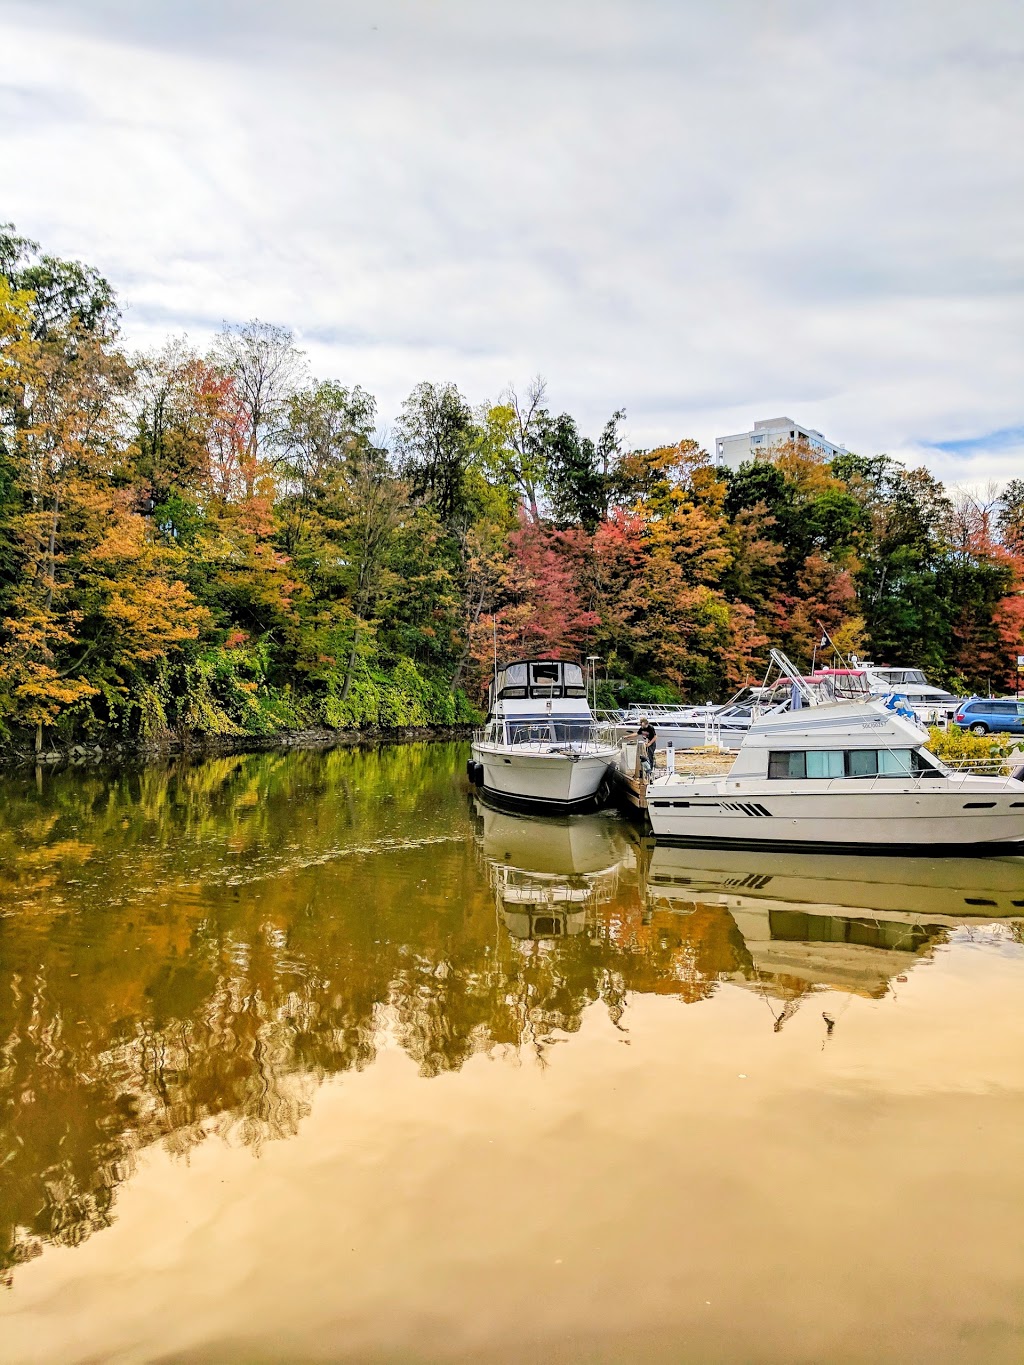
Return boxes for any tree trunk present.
[450,586,488,693]
[340,628,360,702]
[44,493,60,609]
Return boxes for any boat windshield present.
[810,670,871,700]
[505,718,595,744]
[874,668,929,686]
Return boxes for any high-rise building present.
[715,417,847,471]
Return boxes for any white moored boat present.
[816,662,962,726]
[646,657,1024,854]
[468,658,619,810]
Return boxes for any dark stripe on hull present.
[652,833,1024,858]
[478,785,611,815]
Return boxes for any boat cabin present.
[725,701,944,783]
[485,658,595,743]
[487,659,588,706]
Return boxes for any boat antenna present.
[492,615,498,691]
[815,619,851,670]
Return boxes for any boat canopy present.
[489,659,587,704]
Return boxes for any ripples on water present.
[1,742,1022,1362]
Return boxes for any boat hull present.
[646,783,1024,853]
[471,743,616,809]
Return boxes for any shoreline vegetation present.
[2,222,1024,763]
[11,722,474,769]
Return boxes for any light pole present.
[586,655,601,713]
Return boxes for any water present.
[1,742,1023,1363]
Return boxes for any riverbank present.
[3,724,476,769]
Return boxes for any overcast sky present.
[2,0,1023,485]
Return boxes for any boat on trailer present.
[646,652,1024,855]
[468,658,619,810]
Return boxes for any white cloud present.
[2,0,1023,478]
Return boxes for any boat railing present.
[475,722,619,753]
[940,755,1024,776]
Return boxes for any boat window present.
[805,750,845,778]
[768,751,806,779]
[905,670,926,685]
[505,663,528,686]
[768,748,933,779]
[500,686,528,698]
[507,721,554,743]
[530,663,560,682]
[563,664,584,686]
[564,686,588,698]
[552,719,592,741]
[530,685,562,698]
[847,749,878,777]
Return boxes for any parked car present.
[952,697,1024,736]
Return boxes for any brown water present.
[1,742,1023,1363]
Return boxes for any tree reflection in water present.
[1,743,1020,1276]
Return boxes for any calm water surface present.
[1,742,1023,1363]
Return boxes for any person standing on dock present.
[636,717,657,777]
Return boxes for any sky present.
[2,0,1023,487]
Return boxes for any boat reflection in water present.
[471,795,638,941]
[474,794,1023,1016]
[646,844,1024,1006]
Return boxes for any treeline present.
[1,222,1022,750]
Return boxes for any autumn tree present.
[0,278,206,747]
[395,381,479,529]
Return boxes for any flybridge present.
[488,659,589,710]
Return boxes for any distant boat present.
[646,652,1024,853]
[468,658,619,809]
[620,671,871,750]
[816,662,961,725]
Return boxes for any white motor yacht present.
[646,662,1024,853]
[468,658,619,809]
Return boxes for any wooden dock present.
[613,742,734,814]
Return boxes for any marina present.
[474,651,1024,851]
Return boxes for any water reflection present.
[0,744,1021,1281]
[647,845,1024,1007]
[473,799,635,939]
